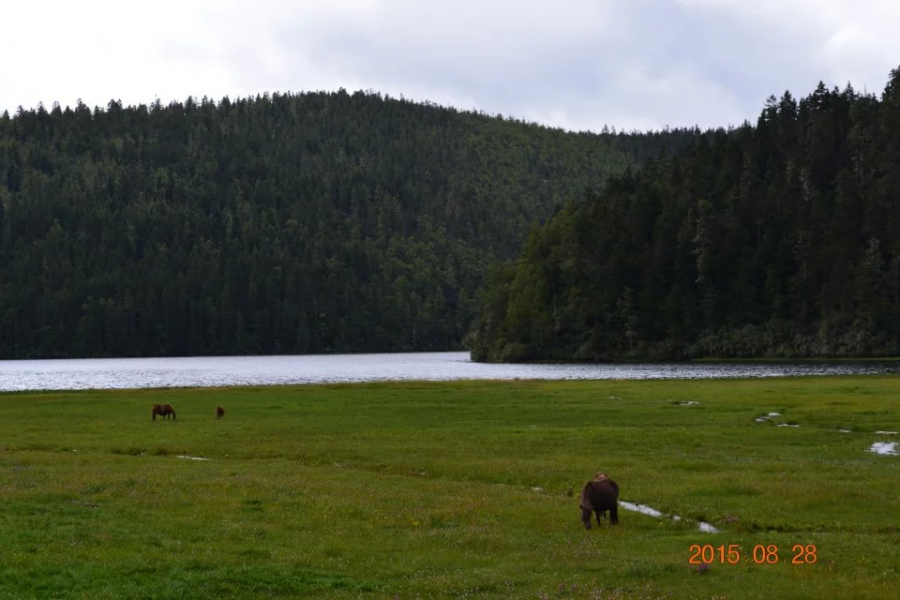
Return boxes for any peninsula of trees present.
[0,90,696,358]
[469,69,900,361]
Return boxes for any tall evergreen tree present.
[0,90,698,358]
[471,67,900,361]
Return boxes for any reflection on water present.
[619,501,720,533]
[0,352,897,392]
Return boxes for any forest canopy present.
[468,68,900,362]
[0,90,697,358]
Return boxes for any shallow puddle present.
[755,412,782,422]
[619,500,720,533]
[867,442,898,456]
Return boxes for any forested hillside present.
[469,69,900,361]
[0,90,696,358]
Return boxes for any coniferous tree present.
[0,90,697,358]
[471,67,900,361]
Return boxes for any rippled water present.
[1,352,897,392]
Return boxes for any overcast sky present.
[2,0,898,132]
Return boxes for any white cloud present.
[675,0,900,95]
[1,1,898,130]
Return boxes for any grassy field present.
[1,377,899,599]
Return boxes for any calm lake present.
[1,352,897,392]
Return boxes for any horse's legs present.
[609,505,619,525]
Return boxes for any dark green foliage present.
[470,69,900,361]
[0,91,697,358]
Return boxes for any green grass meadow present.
[1,377,899,599]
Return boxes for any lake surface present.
[1,352,897,392]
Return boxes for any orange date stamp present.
[689,544,817,565]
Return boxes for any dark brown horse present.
[151,404,176,421]
[580,472,619,528]
[215,406,225,420]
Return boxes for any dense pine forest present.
[0,90,698,358]
[469,68,900,361]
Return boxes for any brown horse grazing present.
[215,406,225,420]
[151,404,176,421]
[580,472,619,529]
